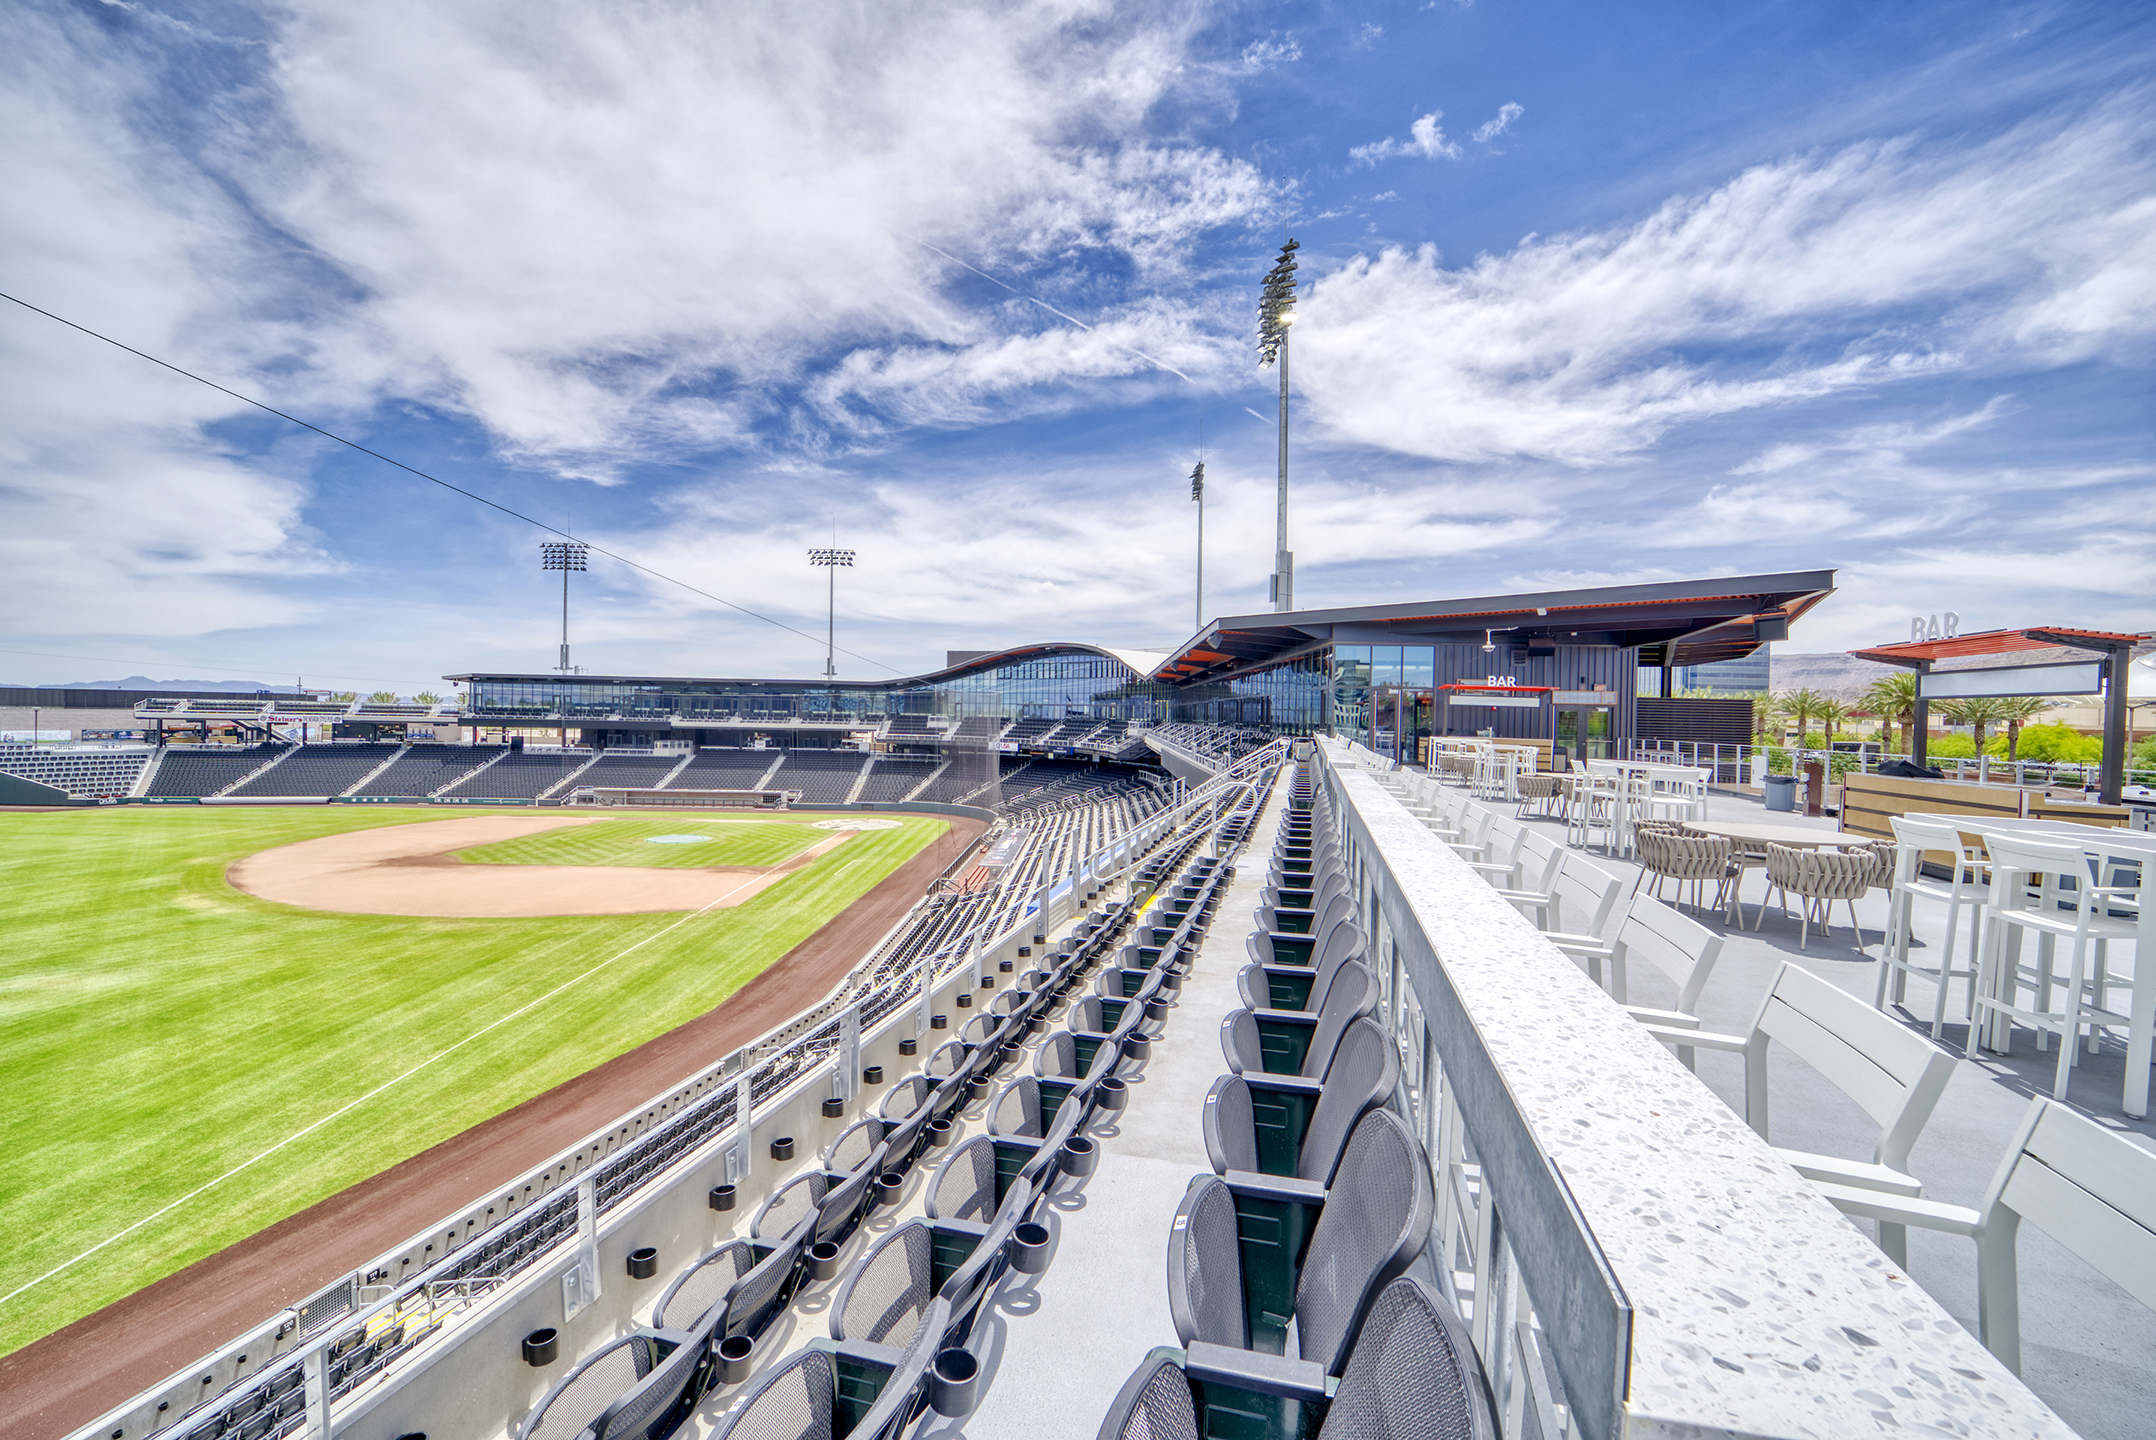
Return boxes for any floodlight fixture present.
[1257,238,1300,612]
[809,547,855,679]
[1189,461,1206,635]
[1482,630,1497,655]
[541,541,590,673]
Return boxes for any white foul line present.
[0,873,765,1312]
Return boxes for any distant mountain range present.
[1767,653,1898,696]
[24,676,305,694]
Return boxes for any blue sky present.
[2,0,2151,692]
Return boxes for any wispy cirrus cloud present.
[1302,94,2156,464]
[1350,112,1460,165]
[1471,102,1523,143]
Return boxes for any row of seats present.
[512,804,1252,1440]
[1099,764,1499,1440]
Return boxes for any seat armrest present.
[1248,1008,1319,1027]
[820,1336,908,1371]
[1623,1005,1698,1029]
[1241,1074,1327,1099]
[1638,1023,1747,1052]
[1182,1342,1333,1402]
[1546,933,1614,956]
[1222,1171,1328,1206]
[1807,1181,1981,1235]
[1776,1149,1924,1198]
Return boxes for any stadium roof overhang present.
[1847,626,2149,668]
[1150,570,1837,686]
[445,641,1171,694]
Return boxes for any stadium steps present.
[751,751,786,789]
[128,748,164,797]
[534,752,603,800]
[654,751,698,789]
[209,745,298,796]
[900,759,950,802]
[841,760,874,804]
[336,745,412,796]
[428,747,508,796]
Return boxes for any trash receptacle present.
[1763,774,1797,812]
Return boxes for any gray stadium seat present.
[1096,1275,1495,1440]
[1167,1109,1433,1375]
[651,1237,800,1345]
[1202,1016,1398,1184]
[1218,962,1378,1079]
[708,1309,944,1440]
[517,1313,716,1440]
[1238,918,1365,1012]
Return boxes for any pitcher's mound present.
[227,814,851,917]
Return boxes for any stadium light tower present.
[1189,459,1206,635]
[1258,237,1300,613]
[540,541,588,673]
[809,547,855,679]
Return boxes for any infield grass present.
[0,805,944,1358]
[457,817,827,869]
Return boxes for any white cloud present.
[1301,97,2156,464]
[1472,102,1523,143]
[1352,23,1384,50]
[1241,33,1301,70]
[1351,112,1460,166]
[220,0,1277,471]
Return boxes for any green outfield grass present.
[457,816,827,869]
[0,805,944,1358]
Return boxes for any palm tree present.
[414,691,444,705]
[1815,697,1850,748]
[366,690,401,704]
[1859,673,1919,752]
[1773,688,1826,744]
[1939,696,2018,757]
[1997,696,2056,760]
[1749,692,1774,741]
[328,690,358,703]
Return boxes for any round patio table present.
[1690,820,1871,850]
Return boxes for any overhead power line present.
[0,289,900,674]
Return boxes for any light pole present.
[1189,460,1205,634]
[809,547,854,679]
[540,541,589,674]
[1258,238,1300,613]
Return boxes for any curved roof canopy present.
[447,640,1167,693]
[1152,571,1836,684]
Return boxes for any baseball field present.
[0,804,946,1358]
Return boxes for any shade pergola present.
[1849,626,2150,802]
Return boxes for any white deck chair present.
[1490,829,1568,924]
[1640,962,1957,1265]
[1604,896,1723,1067]
[1877,815,1988,1038]
[1540,854,1628,986]
[1813,1096,2156,1375]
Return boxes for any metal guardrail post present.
[303,1344,331,1440]
[729,1076,753,1186]
[564,1176,600,1320]
[838,1005,860,1103]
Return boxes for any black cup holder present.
[927,1118,955,1147]
[966,1076,992,1102]
[899,1038,918,1056]
[929,1349,979,1417]
[931,1014,949,1030]
[770,1136,795,1161]
[822,1097,845,1118]
[862,1065,884,1085]
[876,1171,906,1207]
[1060,1135,1098,1178]
[956,992,972,1009]
[1008,1220,1051,1275]
[1026,1017,1048,1037]
[808,1241,842,1283]
[999,958,1014,972]
[626,1246,658,1280]
[1122,1034,1151,1062]
[522,1328,558,1367]
[718,1335,754,1386]
[709,1183,737,1212]
[1096,1076,1129,1111]
[1144,997,1171,1022]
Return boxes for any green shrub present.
[1996,723,2103,764]
[1928,734,1977,759]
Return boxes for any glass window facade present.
[1169,650,1330,735]
[462,650,1176,728]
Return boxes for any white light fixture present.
[1481,629,1497,654]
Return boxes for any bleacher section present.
[910,761,986,803]
[226,743,403,798]
[765,749,868,801]
[664,748,779,789]
[1004,717,1058,745]
[0,744,152,799]
[951,715,1005,739]
[568,753,686,792]
[885,714,932,736]
[143,745,291,797]
[437,751,593,799]
[855,755,938,801]
[350,745,507,797]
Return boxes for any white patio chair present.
[1540,853,1628,987]
[1458,814,1530,886]
[1603,896,1723,1068]
[1969,830,2143,1103]
[1812,1096,2156,1374]
[1639,962,1957,1265]
[1490,829,1568,924]
[1877,816,1988,1038]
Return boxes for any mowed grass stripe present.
[456,817,827,869]
[0,806,943,1357]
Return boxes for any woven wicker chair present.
[1756,843,1875,951]
[1513,771,1566,818]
